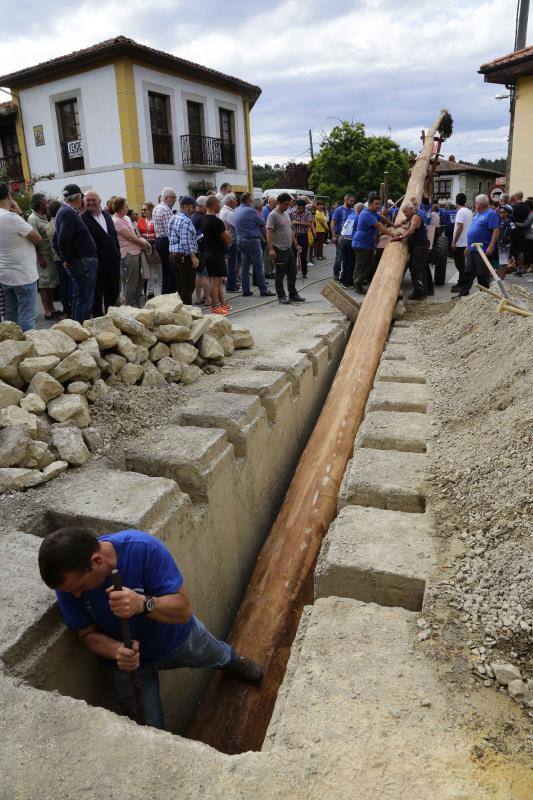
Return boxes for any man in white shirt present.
[0,182,42,330]
[450,192,473,293]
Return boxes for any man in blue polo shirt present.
[352,193,396,293]
[457,193,499,297]
[38,527,263,729]
[330,193,355,280]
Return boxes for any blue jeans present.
[69,256,98,323]
[238,238,268,294]
[226,241,238,291]
[109,616,233,729]
[1,281,38,330]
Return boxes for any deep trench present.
[3,327,350,747]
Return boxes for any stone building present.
[0,36,261,206]
[434,157,504,205]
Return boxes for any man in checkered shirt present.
[153,187,177,294]
[168,196,199,305]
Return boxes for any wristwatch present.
[143,595,155,615]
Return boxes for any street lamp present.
[495,93,511,100]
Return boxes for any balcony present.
[0,154,23,182]
[180,135,236,171]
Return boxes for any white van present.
[262,188,316,202]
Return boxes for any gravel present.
[416,288,533,689]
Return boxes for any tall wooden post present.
[189,112,448,755]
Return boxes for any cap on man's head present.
[63,183,83,198]
[180,195,196,207]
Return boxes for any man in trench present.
[38,527,263,729]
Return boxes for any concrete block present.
[297,339,329,376]
[357,411,429,453]
[254,352,312,398]
[367,382,431,414]
[0,530,55,657]
[388,327,414,344]
[265,598,490,798]
[46,468,191,538]
[311,322,347,360]
[376,360,426,384]
[315,505,437,611]
[125,425,233,502]
[223,370,290,423]
[175,392,265,457]
[381,343,418,361]
[339,449,427,513]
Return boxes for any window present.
[435,178,451,200]
[186,101,205,164]
[478,181,483,194]
[219,108,236,169]
[56,98,84,172]
[148,92,173,165]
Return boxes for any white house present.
[0,37,261,207]
[433,157,505,205]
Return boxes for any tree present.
[280,161,310,189]
[252,162,283,190]
[308,122,410,202]
[477,157,507,174]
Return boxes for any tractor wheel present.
[433,233,448,286]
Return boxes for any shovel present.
[473,242,509,299]
[111,569,146,725]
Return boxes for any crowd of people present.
[1,178,533,331]
[328,188,533,300]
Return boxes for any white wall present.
[32,170,127,205]
[19,64,123,180]
[133,64,249,191]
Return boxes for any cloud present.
[0,0,521,165]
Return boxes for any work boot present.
[289,294,306,302]
[230,654,263,683]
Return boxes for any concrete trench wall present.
[1,316,349,735]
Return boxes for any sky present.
[0,0,530,165]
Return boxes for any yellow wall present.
[509,75,533,196]
[114,58,145,209]
[243,99,253,193]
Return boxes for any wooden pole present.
[189,111,448,755]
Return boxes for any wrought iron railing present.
[152,132,174,165]
[0,154,23,182]
[180,135,236,169]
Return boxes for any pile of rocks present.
[0,294,253,492]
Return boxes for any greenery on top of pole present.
[438,110,454,140]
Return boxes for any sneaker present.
[450,285,460,293]
[230,654,263,683]
[289,294,306,303]
[307,261,315,267]
[279,297,290,304]
[221,303,232,311]
[212,305,229,315]
[260,290,276,297]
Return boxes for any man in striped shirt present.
[168,196,199,305]
[153,187,177,294]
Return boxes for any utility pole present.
[308,129,314,159]
[506,0,530,187]
[515,0,530,49]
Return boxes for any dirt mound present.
[418,289,532,683]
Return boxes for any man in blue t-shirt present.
[457,193,499,297]
[351,193,397,293]
[38,527,263,729]
[330,193,355,279]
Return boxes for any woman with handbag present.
[111,197,149,307]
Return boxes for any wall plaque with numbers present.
[67,139,83,159]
